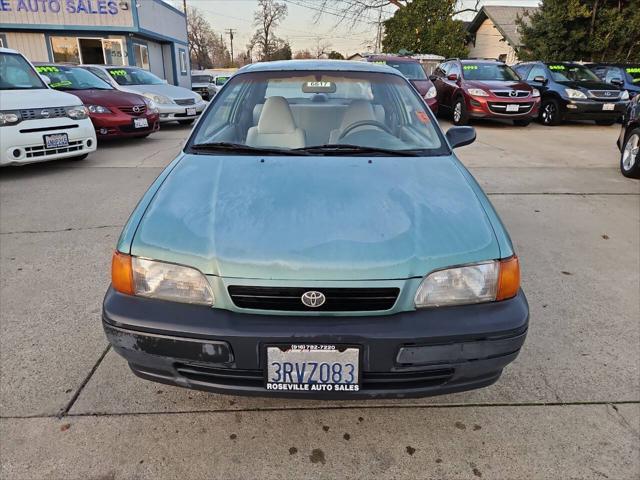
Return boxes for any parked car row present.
[190,71,231,101]
[0,47,209,166]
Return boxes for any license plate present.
[134,117,149,128]
[266,345,360,393]
[603,103,615,111]
[186,107,196,116]
[44,133,69,148]
[506,104,520,112]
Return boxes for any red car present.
[367,55,438,114]
[34,64,160,139]
[431,59,540,126]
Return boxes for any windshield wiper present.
[189,142,309,156]
[293,144,421,156]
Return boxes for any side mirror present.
[429,74,437,81]
[40,74,51,85]
[610,77,624,87]
[446,126,476,149]
[447,73,458,81]
[533,75,547,84]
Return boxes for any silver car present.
[81,65,207,125]
[191,71,217,101]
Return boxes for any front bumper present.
[466,95,540,120]
[425,97,438,114]
[91,112,160,138]
[157,100,207,123]
[0,117,97,166]
[561,99,628,120]
[103,287,529,399]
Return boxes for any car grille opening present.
[174,363,454,391]
[491,90,530,98]
[487,102,534,114]
[20,107,67,120]
[588,90,621,100]
[175,98,196,106]
[25,140,84,158]
[118,105,147,116]
[227,286,400,312]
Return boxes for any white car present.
[81,65,208,125]
[0,47,96,166]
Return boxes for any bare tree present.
[293,49,314,59]
[250,0,288,61]
[313,37,332,58]
[187,7,230,69]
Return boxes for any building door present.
[78,38,104,64]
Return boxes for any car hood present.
[130,154,500,281]
[120,83,199,100]
[556,80,615,91]
[0,88,83,109]
[191,82,212,88]
[465,80,532,91]
[62,89,146,106]
[409,79,435,96]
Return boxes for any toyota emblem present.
[301,291,326,308]
[132,105,141,113]
[41,109,50,117]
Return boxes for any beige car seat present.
[246,96,306,149]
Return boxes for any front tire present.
[540,99,561,126]
[178,120,194,126]
[513,119,531,127]
[452,98,469,126]
[621,128,640,179]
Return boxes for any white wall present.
[3,32,48,61]
[469,18,519,64]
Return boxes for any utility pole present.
[375,6,382,53]
[225,28,236,65]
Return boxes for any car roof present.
[367,55,419,63]
[584,62,640,67]
[460,59,503,64]
[237,59,403,77]
[0,47,21,55]
[81,64,138,69]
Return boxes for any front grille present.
[25,140,84,158]
[175,98,195,106]
[174,363,454,391]
[228,286,400,312]
[491,90,530,98]
[487,102,534,115]
[118,105,147,116]
[20,107,67,120]
[588,90,621,100]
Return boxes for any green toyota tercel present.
[104,60,528,398]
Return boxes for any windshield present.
[192,75,212,83]
[371,60,427,80]
[549,64,601,82]
[107,67,164,85]
[189,70,446,155]
[626,66,640,84]
[0,52,46,90]
[462,63,519,81]
[35,65,112,90]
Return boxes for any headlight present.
[65,105,89,119]
[414,257,520,308]
[143,92,173,105]
[467,88,489,97]
[0,111,21,126]
[86,105,112,114]
[532,88,540,98]
[143,97,159,114]
[425,86,437,99]
[112,252,214,306]
[621,90,630,101]
[194,92,203,102]
[564,88,587,99]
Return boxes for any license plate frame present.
[43,133,69,149]
[602,103,615,111]
[264,344,361,393]
[506,104,520,112]
[186,107,197,116]
[134,117,149,128]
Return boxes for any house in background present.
[466,6,538,64]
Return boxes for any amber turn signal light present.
[497,256,520,301]
[112,251,134,295]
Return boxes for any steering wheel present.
[338,120,392,141]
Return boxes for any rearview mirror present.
[40,74,51,85]
[446,126,476,149]
[533,75,547,84]
[447,73,458,81]
[610,77,624,87]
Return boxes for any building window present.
[101,39,126,66]
[134,44,150,70]
[0,34,7,48]
[50,37,80,63]
[179,49,187,75]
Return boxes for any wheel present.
[513,119,531,127]
[70,154,88,161]
[540,99,561,126]
[595,119,616,126]
[452,97,468,126]
[178,120,194,126]
[620,128,640,179]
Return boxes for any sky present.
[170,0,540,57]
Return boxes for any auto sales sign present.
[0,0,134,28]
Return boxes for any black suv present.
[618,95,639,178]
[514,62,630,126]
[587,63,640,100]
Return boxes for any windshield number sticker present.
[36,66,59,73]
[50,80,73,88]
[549,65,566,71]
[109,69,127,77]
[626,67,640,74]
[463,65,478,70]
[372,60,386,65]
[302,81,336,93]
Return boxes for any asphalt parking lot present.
[1,120,638,479]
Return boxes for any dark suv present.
[587,63,640,100]
[431,59,540,126]
[514,62,630,126]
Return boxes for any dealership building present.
[0,0,191,87]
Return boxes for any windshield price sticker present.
[463,65,478,70]
[302,81,337,93]
[50,80,73,88]
[549,65,566,71]
[109,69,127,76]
[372,60,387,65]
[627,67,640,73]
[36,66,59,73]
